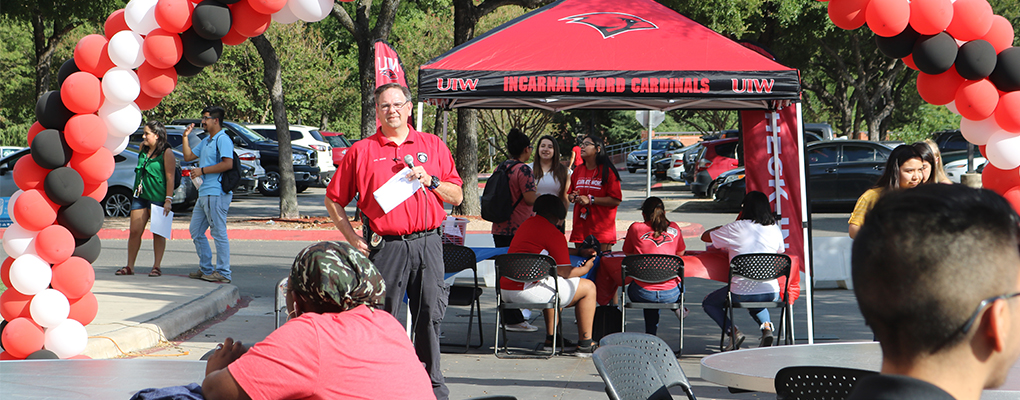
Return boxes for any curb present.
[83,284,239,359]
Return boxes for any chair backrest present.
[622,254,684,285]
[591,345,674,400]
[729,253,792,282]
[444,243,477,274]
[494,253,557,284]
[774,366,878,400]
[599,333,692,391]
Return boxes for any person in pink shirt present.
[622,197,687,335]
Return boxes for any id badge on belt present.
[579,206,588,220]
[362,214,384,251]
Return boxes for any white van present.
[245,124,335,185]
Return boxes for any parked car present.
[245,124,336,186]
[625,139,683,173]
[652,152,684,181]
[714,140,895,208]
[690,137,741,197]
[171,119,320,197]
[803,123,834,141]
[681,142,704,184]
[932,129,968,153]
[130,126,265,182]
[319,131,353,167]
[944,156,987,184]
[1,146,24,159]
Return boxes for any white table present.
[700,342,1020,399]
[0,359,206,399]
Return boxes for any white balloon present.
[961,116,1006,146]
[124,0,160,36]
[108,30,146,69]
[273,3,300,24]
[99,102,142,138]
[103,133,131,155]
[289,0,332,22]
[2,221,38,258]
[101,68,141,105]
[985,130,1020,170]
[10,253,52,296]
[6,189,22,226]
[946,100,960,115]
[30,289,70,328]
[44,319,88,359]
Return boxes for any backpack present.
[481,160,523,223]
[214,133,242,193]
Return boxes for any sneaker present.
[760,322,775,347]
[201,272,231,283]
[504,321,539,332]
[188,270,204,279]
[574,343,595,358]
[725,328,745,351]
[674,307,689,320]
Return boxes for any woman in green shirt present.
[116,121,175,277]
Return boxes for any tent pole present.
[442,110,449,144]
[646,113,653,198]
[794,103,814,345]
[416,102,424,133]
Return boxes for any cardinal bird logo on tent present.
[560,12,658,39]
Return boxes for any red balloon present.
[134,91,163,111]
[220,28,248,46]
[230,0,271,37]
[979,144,987,158]
[0,351,18,360]
[12,155,51,192]
[917,67,965,105]
[995,91,1020,133]
[248,0,287,15]
[12,189,58,231]
[1,318,45,359]
[83,180,109,202]
[73,35,115,77]
[64,114,107,154]
[955,79,999,120]
[0,288,33,321]
[104,9,130,39]
[59,72,102,114]
[142,28,184,69]
[35,225,75,265]
[866,0,910,37]
[1000,187,1020,215]
[981,163,1020,194]
[902,54,918,70]
[1,257,13,289]
[981,15,1016,54]
[155,0,194,33]
[68,291,98,326]
[945,0,993,41]
[137,62,179,98]
[27,122,45,143]
[828,0,871,30]
[69,147,115,185]
[51,257,95,300]
[908,0,952,35]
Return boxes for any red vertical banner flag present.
[374,40,413,128]
[741,105,805,302]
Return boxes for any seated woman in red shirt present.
[622,197,687,335]
[502,194,598,354]
[201,241,434,400]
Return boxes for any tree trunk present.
[251,35,298,218]
[31,13,72,97]
[357,41,376,140]
[453,108,480,215]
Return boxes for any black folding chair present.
[620,254,686,355]
[592,345,674,400]
[494,253,560,358]
[720,253,794,352]
[599,332,697,400]
[774,366,877,400]
[441,244,483,352]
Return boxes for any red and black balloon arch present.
[1,0,348,360]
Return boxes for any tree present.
[250,34,299,218]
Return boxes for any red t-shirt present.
[228,306,434,400]
[326,125,462,236]
[569,164,623,244]
[571,146,583,167]
[491,161,536,236]
[622,221,686,290]
[501,216,571,290]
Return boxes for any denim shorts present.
[131,197,155,211]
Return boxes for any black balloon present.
[44,167,84,206]
[956,40,997,80]
[181,29,223,67]
[57,58,80,87]
[35,90,75,130]
[30,129,72,169]
[912,32,958,75]
[0,320,6,350]
[877,26,919,59]
[192,0,232,40]
[26,349,60,359]
[58,197,104,239]
[174,55,204,77]
[73,235,102,264]
[990,47,1020,93]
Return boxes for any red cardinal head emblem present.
[559,12,658,39]
[639,231,673,247]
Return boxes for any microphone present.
[404,154,415,169]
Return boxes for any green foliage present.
[0,20,35,146]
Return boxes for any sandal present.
[115,267,134,276]
[148,267,162,277]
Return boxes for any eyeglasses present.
[378,100,408,111]
[580,141,596,147]
[200,116,211,120]
[958,291,1020,334]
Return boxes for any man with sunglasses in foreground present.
[849,184,1020,400]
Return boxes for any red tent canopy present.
[418,0,800,111]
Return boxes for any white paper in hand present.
[373,167,422,213]
[149,204,173,239]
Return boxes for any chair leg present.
[494,300,503,357]
[464,296,474,352]
[474,296,484,348]
[678,294,684,356]
[786,303,795,345]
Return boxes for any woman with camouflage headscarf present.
[201,241,434,400]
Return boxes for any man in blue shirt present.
[182,106,234,283]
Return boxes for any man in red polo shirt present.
[325,83,463,400]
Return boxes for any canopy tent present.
[418,0,816,343]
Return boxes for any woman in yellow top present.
[116,121,175,276]
[848,145,924,239]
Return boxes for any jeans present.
[190,194,231,279]
[702,286,778,332]
[627,284,681,335]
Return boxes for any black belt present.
[381,228,440,241]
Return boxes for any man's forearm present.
[434,182,463,206]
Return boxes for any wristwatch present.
[428,175,441,191]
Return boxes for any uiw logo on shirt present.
[639,227,678,247]
[574,178,603,190]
